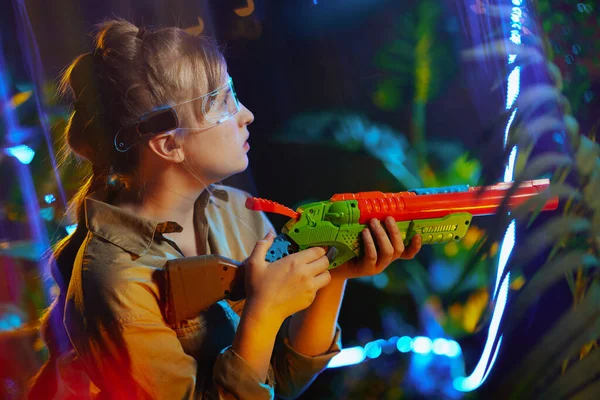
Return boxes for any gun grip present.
[164,255,244,325]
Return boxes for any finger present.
[362,228,378,265]
[400,234,423,259]
[295,246,328,263]
[305,254,331,275]
[384,217,405,259]
[248,232,276,266]
[370,219,394,266]
[313,270,332,290]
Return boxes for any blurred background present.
[1,0,599,399]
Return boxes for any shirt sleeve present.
[270,318,342,399]
[235,189,343,398]
[64,253,277,399]
[75,319,199,399]
[214,186,342,398]
[72,320,277,400]
[213,347,275,399]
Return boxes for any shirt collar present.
[84,185,229,256]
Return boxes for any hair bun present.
[61,52,110,164]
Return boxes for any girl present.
[29,18,421,399]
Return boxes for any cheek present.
[182,130,244,173]
[183,135,221,167]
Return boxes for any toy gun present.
[246,178,559,269]
[164,179,558,323]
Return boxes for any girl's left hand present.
[330,216,422,280]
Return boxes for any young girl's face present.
[179,80,254,184]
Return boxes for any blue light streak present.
[0,34,54,306]
[328,335,462,368]
[445,340,462,358]
[13,0,68,209]
[504,108,519,147]
[432,338,450,355]
[455,0,525,391]
[503,147,518,184]
[365,340,384,359]
[397,336,412,352]
[327,346,366,368]
[412,336,433,355]
[5,145,35,164]
[506,67,521,109]
[65,224,77,235]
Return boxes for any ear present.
[146,133,186,163]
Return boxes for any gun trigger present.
[404,220,415,245]
[326,247,339,262]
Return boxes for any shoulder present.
[65,231,164,331]
[205,184,275,259]
[208,184,273,229]
[76,231,157,290]
[211,184,252,210]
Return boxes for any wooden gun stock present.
[164,255,245,325]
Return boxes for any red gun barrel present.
[330,179,559,224]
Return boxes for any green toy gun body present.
[246,179,559,269]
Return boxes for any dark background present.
[1,0,599,399]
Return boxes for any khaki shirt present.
[60,184,341,399]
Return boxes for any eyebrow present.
[217,87,232,99]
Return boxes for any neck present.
[115,168,211,228]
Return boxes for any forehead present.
[210,76,234,97]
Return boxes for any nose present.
[238,102,254,127]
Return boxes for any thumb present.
[249,232,276,266]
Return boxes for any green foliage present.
[445,3,600,398]
[1,84,85,228]
[500,282,600,398]
[467,47,600,400]
[536,0,597,116]
[373,0,458,159]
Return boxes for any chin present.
[219,161,249,182]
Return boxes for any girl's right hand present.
[242,232,332,324]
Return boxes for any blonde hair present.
[29,18,226,397]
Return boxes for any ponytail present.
[28,174,112,398]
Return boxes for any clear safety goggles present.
[114,78,241,152]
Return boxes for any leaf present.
[509,115,565,149]
[502,283,600,397]
[488,214,589,303]
[403,260,433,304]
[571,379,600,400]
[461,41,545,64]
[564,115,581,148]
[445,233,494,300]
[576,136,600,177]
[514,85,562,124]
[513,153,573,182]
[509,182,580,226]
[583,167,600,214]
[511,216,591,267]
[538,348,600,399]
[546,62,564,91]
[501,251,598,332]
[474,164,571,251]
